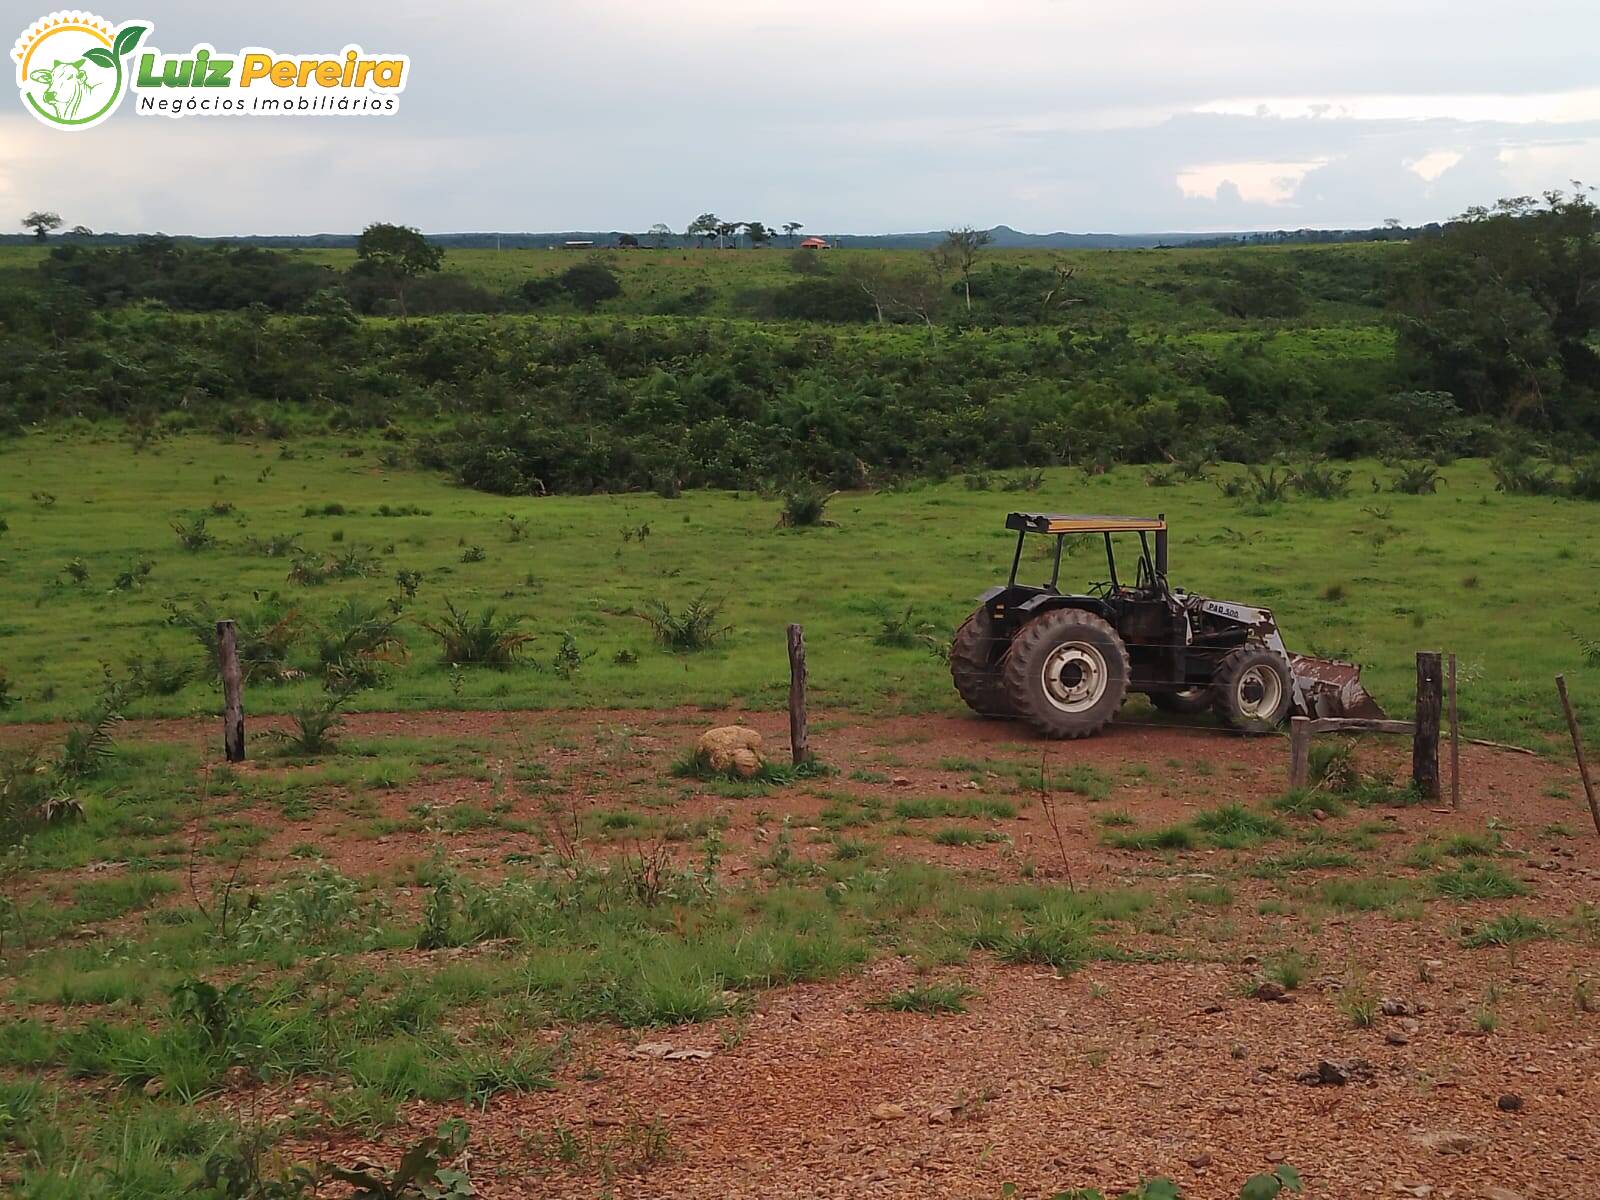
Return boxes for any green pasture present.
[1,432,1595,747]
[0,239,1399,329]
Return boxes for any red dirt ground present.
[7,708,1599,1198]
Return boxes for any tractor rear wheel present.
[1149,687,1211,716]
[1001,609,1129,739]
[1212,646,1294,733]
[949,606,1011,718]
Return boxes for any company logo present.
[13,11,410,128]
[12,11,147,129]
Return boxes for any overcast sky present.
[5,0,1598,235]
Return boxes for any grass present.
[1318,876,1417,912]
[893,796,1016,821]
[1104,823,1196,852]
[1461,913,1554,948]
[1192,804,1284,849]
[1431,862,1527,901]
[0,440,1595,747]
[868,982,974,1014]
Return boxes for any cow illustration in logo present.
[12,11,147,129]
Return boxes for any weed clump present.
[635,595,731,651]
[423,599,533,668]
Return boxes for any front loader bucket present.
[1288,655,1387,720]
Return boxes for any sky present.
[4,0,1599,236]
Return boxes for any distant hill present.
[0,222,1430,249]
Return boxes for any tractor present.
[950,512,1384,739]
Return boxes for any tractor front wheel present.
[1212,646,1294,733]
[949,606,1011,718]
[1149,687,1212,716]
[1001,609,1129,739]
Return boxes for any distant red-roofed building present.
[798,236,831,249]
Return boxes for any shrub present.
[165,595,303,682]
[171,514,217,551]
[777,482,837,528]
[1290,461,1352,499]
[273,693,347,756]
[422,599,533,667]
[872,606,935,649]
[635,595,731,651]
[1491,453,1560,495]
[1244,466,1291,503]
[58,679,128,780]
[1390,462,1442,494]
[315,598,406,686]
[1568,457,1600,501]
[126,652,194,697]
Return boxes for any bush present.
[1290,461,1352,499]
[171,514,217,551]
[557,261,622,311]
[165,595,303,683]
[777,482,837,528]
[315,598,406,687]
[422,599,533,667]
[273,693,347,756]
[635,595,731,651]
[1491,453,1560,495]
[1390,462,1442,494]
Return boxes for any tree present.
[1389,188,1600,422]
[353,222,443,318]
[934,226,993,311]
[743,221,771,248]
[715,221,740,250]
[66,224,93,238]
[782,221,803,246]
[558,260,621,311]
[617,233,640,249]
[839,256,943,328]
[687,213,719,248]
[22,211,62,240]
[649,223,673,249]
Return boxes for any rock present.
[1412,1129,1477,1155]
[871,1103,909,1122]
[1312,808,1328,821]
[142,1078,165,1099]
[1484,1189,1527,1200]
[1497,1093,1524,1112]
[1385,1031,1411,1046]
[1394,1185,1432,1198]
[633,1041,676,1058]
[223,1065,253,1088]
[1297,1058,1375,1087]
[1252,981,1292,1003]
[891,775,913,788]
[696,726,765,779]
[1188,1152,1213,1169]
[1380,997,1413,1017]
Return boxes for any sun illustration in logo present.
[12,10,148,129]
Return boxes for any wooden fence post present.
[787,623,809,765]
[1412,651,1442,801]
[1288,716,1310,789]
[217,620,245,764]
[1448,653,1460,810]
[1555,674,1600,838]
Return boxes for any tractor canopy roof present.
[1005,512,1166,535]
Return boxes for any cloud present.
[5,0,1600,234]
